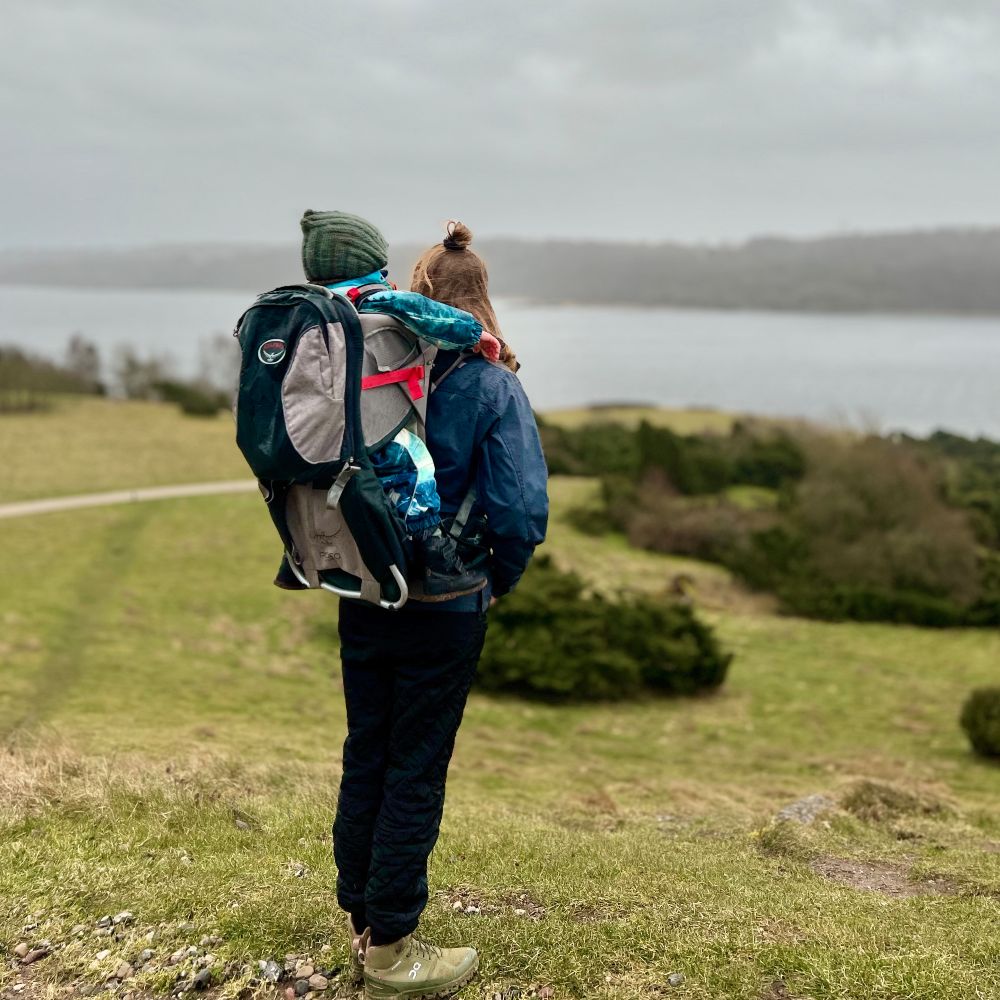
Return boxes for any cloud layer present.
[4,0,999,247]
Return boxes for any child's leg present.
[372,429,485,596]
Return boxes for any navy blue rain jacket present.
[410,350,548,612]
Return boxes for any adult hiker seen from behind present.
[237,212,548,1000]
[302,214,546,999]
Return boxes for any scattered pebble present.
[296,965,315,979]
[193,968,212,991]
[185,946,200,958]
[138,948,155,964]
[452,901,464,911]
[284,988,295,1000]
[234,817,251,831]
[294,979,310,996]
[513,908,526,917]
[96,916,113,929]
[177,922,196,933]
[71,924,88,937]
[308,974,328,991]
[260,959,283,983]
[169,949,187,965]
[94,928,113,938]
[667,972,685,987]
[23,947,51,965]
[113,911,134,925]
[14,943,30,959]
[96,950,112,961]
[115,962,134,980]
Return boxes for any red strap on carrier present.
[361,365,425,401]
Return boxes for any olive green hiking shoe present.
[363,934,478,1000]
[348,915,371,979]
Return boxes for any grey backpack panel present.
[285,484,370,587]
[358,313,438,448]
[281,323,346,465]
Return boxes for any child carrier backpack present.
[234,283,440,609]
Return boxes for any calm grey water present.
[2,285,998,439]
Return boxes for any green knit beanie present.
[300,210,389,283]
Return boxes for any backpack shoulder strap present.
[448,483,478,539]
[346,283,391,311]
[430,351,474,393]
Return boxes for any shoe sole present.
[408,579,488,603]
[364,955,479,1000]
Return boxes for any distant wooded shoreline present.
[2,227,999,315]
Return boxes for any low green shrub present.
[0,346,102,412]
[960,688,1000,759]
[154,380,230,417]
[637,423,731,494]
[538,419,640,477]
[731,425,807,488]
[541,418,807,495]
[479,556,732,701]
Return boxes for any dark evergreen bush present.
[479,556,732,701]
[960,688,1000,759]
[779,584,966,628]
[544,420,640,477]
[731,430,807,488]
[154,379,230,417]
[637,423,732,494]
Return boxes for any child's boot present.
[420,530,487,598]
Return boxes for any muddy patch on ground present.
[811,856,960,897]
[760,980,798,1000]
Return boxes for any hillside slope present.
[1,412,998,998]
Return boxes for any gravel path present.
[0,480,258,520]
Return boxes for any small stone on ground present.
[775,794,835,825]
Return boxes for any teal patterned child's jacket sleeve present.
[360,290,482,350]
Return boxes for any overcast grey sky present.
[4,0,998,249]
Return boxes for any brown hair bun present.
[442,220,473,252]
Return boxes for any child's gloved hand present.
[477,331,501,362]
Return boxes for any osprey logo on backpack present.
[258,338,287,365]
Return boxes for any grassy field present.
[1,399,731,505]
[539,404,736,435]
[0,397,248,503]
[1,401,999,1000]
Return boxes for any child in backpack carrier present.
[275,210,505,599]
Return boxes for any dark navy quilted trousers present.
[333,600,488,940]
